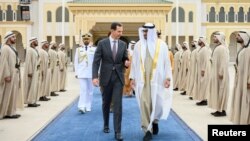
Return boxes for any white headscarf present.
[59,43,65,50]
[4,31,15,44]
[29,37,38,46]
[192,38,199,48]
[138,23,157,59]
[183,41,190,50]
[41,40,49,48]
[238,31,250,47]
[214,32,227,47]
[175,43,182,51]
[128,40,136,56]
[49,41,57,49]
[199,36,208,46]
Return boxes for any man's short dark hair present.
[111,22,122,30]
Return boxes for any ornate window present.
[6,5,13,21]
[228,7,235,22]
[219,7,225,22]
[171,7,185,22]
[238,7,244,22]
[248,8,250,22]
[189,11,193,22]
[0,7,3,21]
[209,7,216,22]
[56,7,69,22]
[47,11,52,22]
[16,5,22,21]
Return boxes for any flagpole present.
[38,0,43,44]
[176,0,179,44]
[62,0,65,44]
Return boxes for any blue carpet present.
[32,88,202,141]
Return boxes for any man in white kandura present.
[74,33,96,114]
[130,23,173,141]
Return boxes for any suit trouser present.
[78,78,94,110]
[102,70,123,133]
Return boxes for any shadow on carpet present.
[32,88,202,141]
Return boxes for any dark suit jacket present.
[92,38,128,86]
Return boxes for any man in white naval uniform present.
[74,33,96,114]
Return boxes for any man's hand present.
[92,78,99,87]
[4,76,11,83]
[130,79,136,89]
[247,83,250,89]
[164,79,170,88]
[218,75,223,80]
[125,60,131,68]
[75,75,78,79]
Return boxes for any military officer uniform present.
[74,33,96,113]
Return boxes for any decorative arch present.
[219,7,225,22]
[56,7,69,22]
[6,5,13,21]
[238,7,244,22]
[209,7,216,22]
[0,6,3,21]
[171,7,185,22]
[47,11,52,22]
[228,7,235,22]
[16,5,22,21]
[189,11,193,22]
[248,7,250,22]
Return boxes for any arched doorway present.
[12,31,25,62]
[229,32,241,62]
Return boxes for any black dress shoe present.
[51,92,59,96]
[39,96,49,101]
[211,111,219,115]
[78,109,86,114]
[132,90,135,95]
[173,88,178,91]
[60,89,66,92]
[189,97,193,100]
[103,127,110,133]
[152,123,159,135]
[27,103,40,107]
[143,131,152,141]
[115,133,123,141]
[196,100,207,106]
[213,111,226,117]
[180,91,186,95]
[35,103,41,107]
[45,97,51,101]
[4,114,21,119]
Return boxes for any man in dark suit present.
[92,22,130,141]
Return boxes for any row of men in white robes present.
[173,31,250,124]
[0,31,68,119]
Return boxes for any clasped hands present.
[130,79,170,89]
